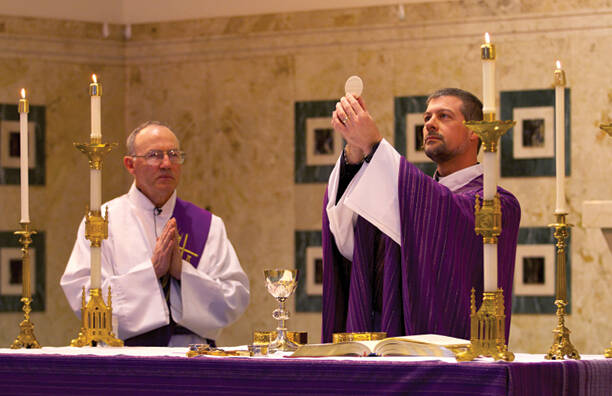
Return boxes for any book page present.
[374,334,470,357]
[392,334,470,347]
[290,341,372,357]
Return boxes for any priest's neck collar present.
[434,163,483,192]
[128,183,176,217]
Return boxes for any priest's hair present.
[426,88,483,122]
[126,120,174,155]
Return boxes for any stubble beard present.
[424,139,453,164]
[424,137,470,165]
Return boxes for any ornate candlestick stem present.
[70,138,122,347]
[10,222,41,349]
[455,115,515,362]
[545,213,579,360]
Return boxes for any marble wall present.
[1,1,612,353]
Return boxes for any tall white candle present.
[554,61,567,214]
[89,74,103,289]
[91,247,101,289]
[90,169,102,211]
[483,150,497,292]
[484,244,498,291]
[480,33,498,292]
[483,152,496,200]
[481,33,496,115]
[90,74,102,141]
[18,89,30,224]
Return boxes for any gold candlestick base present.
[545,300,579,360]
[70,287,123,347]
[10,223,41,349]
[456,289,514,362]
[545,213,579,360]
[10,297,41,349]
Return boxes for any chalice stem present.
[276,299,287,334]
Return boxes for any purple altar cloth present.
[1,353,611,395]
[507,359,612,396]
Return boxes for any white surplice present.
[326,138,483,261]
[61,184,250,344]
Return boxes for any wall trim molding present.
[1,10,612,64]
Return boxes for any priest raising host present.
[322,88,520,343]
[61,121,249,347]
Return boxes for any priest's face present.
[124,125,182,207]
[422,95,475,165]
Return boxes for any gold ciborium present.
[264,269,299,352]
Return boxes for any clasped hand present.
[331,94,382,163]
[152,218,182,279]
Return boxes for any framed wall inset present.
[0,104,46,185]
[295,100,339,183]
[394,96,436,176]
[295,230,322,312]
[0,231,45,312]
[500,89,570,177]
[512,227,570,314]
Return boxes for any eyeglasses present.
[131,149,186,165]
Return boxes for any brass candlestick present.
[456,114,515,362]
[71,286,123,347]
[545,213,579,360]
[10,222,41,349]
[70,140,122,347]
[599,124,612,357]
[456,288,513,361]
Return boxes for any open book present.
[290,334,470,358]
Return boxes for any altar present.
[1,347,611,395]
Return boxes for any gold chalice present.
[264,269,299,351]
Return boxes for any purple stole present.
[125,197,212,347]
[322,159,521,343]
[171,198,212,268]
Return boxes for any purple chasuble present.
[171,197,212,268]
[322,159,521,343]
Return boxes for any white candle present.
[554,61,567,214]
[483,151,498,292]
[91,246,101,289]
[482,152,496,200]
[89,75,103,289]
[90,74,102,141]
[90,169,102,212]
[481,32,496,115]
[484,244,498,291]
[19,89,30,224]
[480,33,498,292]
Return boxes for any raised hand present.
[331,94,382,163]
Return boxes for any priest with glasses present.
[61,121,249,347]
